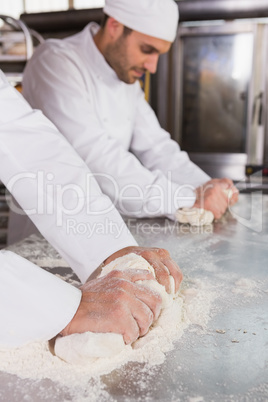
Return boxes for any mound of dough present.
[54,253,175,364]
[54,332,125,365]
[175,207,214,226]
[100,253,156,277]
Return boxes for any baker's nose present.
[144,54,159,74]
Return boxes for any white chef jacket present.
[0,70,137,348]
[22,22,210,220]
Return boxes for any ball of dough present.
[100,253,156,278]
[175,207,214,226]
[54,332,125,365]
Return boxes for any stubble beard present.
[104,37,137,84]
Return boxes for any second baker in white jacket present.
[22,0,238,224]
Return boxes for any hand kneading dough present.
[54,253,175,364]
[175,207,214,226]
[100,253,176,304]
[175,188,234,226]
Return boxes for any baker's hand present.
[104,246,182,293]
[194,178,239,219]
[60,269,162,345]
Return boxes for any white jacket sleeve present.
[22,46,197,219]
[0,70,137,283]
[0,250,81,348]
[130,92,211,189]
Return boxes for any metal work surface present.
[1,194,268,401]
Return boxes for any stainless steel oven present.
[152,20,268,182]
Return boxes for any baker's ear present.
[106,17,124,39]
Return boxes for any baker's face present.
[104,29,171,84]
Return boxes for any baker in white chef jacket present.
[0,70,183,349]
[22,0,239,227]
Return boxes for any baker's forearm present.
[131,94,211,189]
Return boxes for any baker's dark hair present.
[101,13,132,36]
[101,13,109,27]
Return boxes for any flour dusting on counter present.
[231,278,261,298]
[3,227,268,402]
[0,277,216,401]
[7,234,68,268]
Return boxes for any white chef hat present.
[103,0,179,43]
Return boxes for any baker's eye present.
[141,46,155,55]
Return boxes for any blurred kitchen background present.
[1,0,268,247]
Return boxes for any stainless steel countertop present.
[1,194,268,402]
